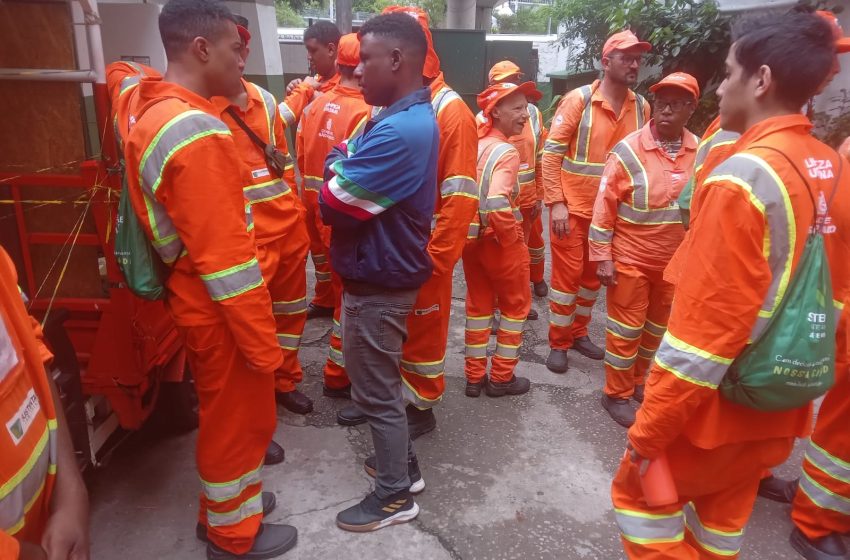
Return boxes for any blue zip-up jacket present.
[319,87,439,289]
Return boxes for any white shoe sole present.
[363,464,426,494]
[337,502,420,533]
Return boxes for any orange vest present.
[0,248,57,552]
[542,80,650,218]
[589,122,698,271]
[213,79,301,245]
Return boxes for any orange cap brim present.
[838,38,850,54]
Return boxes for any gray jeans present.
[341,287,419,499]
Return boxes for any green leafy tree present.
[354,0,446,26]
[494,6,550,34]
[275,0,306,26]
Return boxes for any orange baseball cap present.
[602,30,651,59]
[337,33,360,67]
[381,5,441,78]
[817,11,850,54]
[488,60,522,84]
[649,72,700,100]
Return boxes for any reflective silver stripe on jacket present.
[705,153,794,342]
[303,176,324,192]
[244,179,290,203]
[695,128,740,170]
[432,87,462,117]
[441,176,478,198]
[589,224,613,244]
[0,422,57,531]
[611,139,682,225]
[475,142,517,231]
[200,257,264,301]
[654,332,734,389]
[138,110,232,264]
[251,83,279,145]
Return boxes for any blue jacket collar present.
[373,87,432,123]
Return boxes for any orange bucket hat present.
[381,5,441,79]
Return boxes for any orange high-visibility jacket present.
[0,248,58,556]
[428,73,480,275]
[296,83,370,200]
[470,131,523,245]
[691,115,740,217]
[123,77,281,374]
[212,79,301,245]
[476,104,547,209]
[542,80,650,217]
[629,114,850,459]
[589,122,698,270]
[278,73,340,130]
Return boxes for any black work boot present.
[601,395,636,427]
[572,336,604,360]
[264,440,285,466]
[790,527,848,560]
[758,476,799,504]
[336,490,419,532]
[406,404,436,440]
[322,384,351,399]
[197,492,278,542]
[364,455,425,494]
[633,384,645,404]
[465,379,485,397]
[533,280,549,297]
[306,303,334,320]
[206,523,297,559]
[336,404,367,426]
[485,376,531,397]
[275,390,313,415]
[546,349,569,374]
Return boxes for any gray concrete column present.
[227,0,285,95]
[335,0,352,34]
[475,7,492,31]
[446,0,476,29]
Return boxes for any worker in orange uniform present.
[296,33,370,399]
[212,18,312,420]
[463,81,540,398]
[590,72,700,428]
[481,61,549,310]
[611,12,850,559]
[542,30,651,374]
[0,248,90,560]
[335,6,479,439]
[122,1,298,557]
[280,21,342,320]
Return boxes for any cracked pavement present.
[89,210,811,559]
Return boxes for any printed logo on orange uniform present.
[6,389,40,445]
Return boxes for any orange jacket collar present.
[428,72,447,98]
[136,76,217,115]
[589,79,638,106]
[209,78,264,114]
[331,83,365,98]
[736,113,813,148]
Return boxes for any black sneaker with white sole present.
[363,455,425,494]
[336,490,419,532]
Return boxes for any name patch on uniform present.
[252,168,271,179]
[519,163,530,171]
[6,388,40,446]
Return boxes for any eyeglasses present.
[612,54,643,65]
[654,99,693,112]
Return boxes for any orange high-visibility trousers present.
[184,323,276,555]
[399,270,455,408]
[548,213,600,349]
[463,238,531,383]
[791,371,850,538]
[256,225,310,393]
[322,270,350,389]
[611,435,795,559]
[604,263,674,399]
[302,189,334,308]
[521,205,545,285]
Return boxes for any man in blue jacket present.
[319,12,439,532]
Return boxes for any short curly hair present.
[358,12,427,60]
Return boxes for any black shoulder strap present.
[226,106,269,153]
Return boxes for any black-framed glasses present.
[654,99,693,112]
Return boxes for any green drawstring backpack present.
[113,163,176,301]
[720,148,842,411]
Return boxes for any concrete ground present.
[89,211,818,560]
